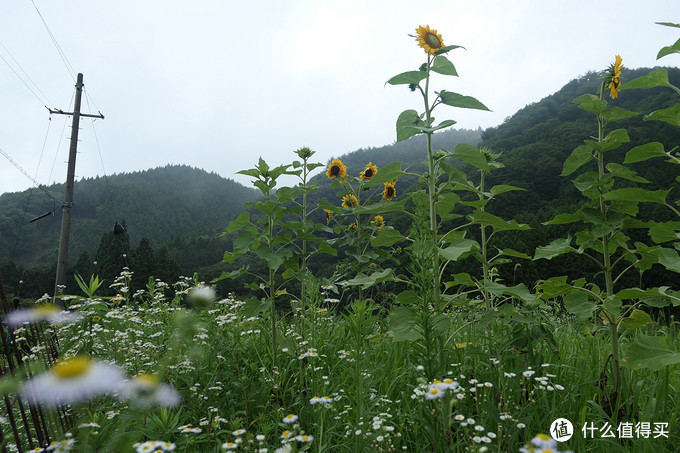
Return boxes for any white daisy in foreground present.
[23,356,125,407]
[121,373,180,407]
[134,440,176,453]
[282,414,298,424]
[45,438,75,452]
[187,285,216,308]
[5,305,82,327]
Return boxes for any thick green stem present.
[423,55,440,303]
[596,87,620,396]
[479,170,490,307]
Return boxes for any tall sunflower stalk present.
[388,26,488,302]
[387,26,489,376]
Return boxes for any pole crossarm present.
[47,107,104,119]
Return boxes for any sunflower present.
[415,25,444,55]
[383,182,396,201]
[341,194,358,208]
[372,215,385,228]
[606,55,623,99]
[324,209,332,224]
[360,162,378,180]
[326,158,347,179]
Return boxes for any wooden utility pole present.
[50,73,104,299]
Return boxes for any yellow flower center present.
[52,356,91,379]
[34,304,60,316]
[136,373,159,387]
[536,433,551,440]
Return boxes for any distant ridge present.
[0,164,261,266]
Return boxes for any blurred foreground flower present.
[122,373,180,407]
[23,356,125,407]
[187,285,216,308]
[134,440,176,453]
[5,304,82,327]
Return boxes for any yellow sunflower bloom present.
[341,194,358,208]
[360,162,378,180]
[383,182,396,201]
[415,25,444,55]
[326,159,347,179]
[607,55,623,99]
[372,215,385,232]
[324,209,332,224]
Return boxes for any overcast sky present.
[1,0,678,195]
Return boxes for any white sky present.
[1,0,678,195]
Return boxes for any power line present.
[28,0,76,82]
[0,38,53,108]
[0,147,59,203]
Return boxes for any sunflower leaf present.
[561,145,593,176]
[602,188,669,204]
[439,91,490,111]
[644,104,680,126]
[624,142,667,163]
[623,334,680,371]
[453,143,490,171]
[657,36,680,60]
[431,55,458,76]
[621,68,672,90]
[386,71,428,86]
[434,44,464,55]
[396,109,423,142]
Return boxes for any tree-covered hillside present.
[0,165,261,267]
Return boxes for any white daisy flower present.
[23,357,124,407]
[282,414,298,424]
[121,373,180,407]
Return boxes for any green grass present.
[6,280,677,453]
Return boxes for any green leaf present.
[603,188,669,204]
[396,109,423,142]
[467,211,530,231]
[605,163,650,183]
[649,222,680,244]
[372,229,407,247]
[388,306,421,342]
[241,297,272,319]
[254,247,287,272]
[490,184,525,197]
[619,309,652,330]
[659,248,680,273]
[223,211,251,235]
[396,290,421,305]
[601,107,639,122]
[434,44,464,55]
[563,293,597,321]
[534,237,575,260]
[623,335,680,371]
[544,210,584,225]
[483,282,537,303]
[574,94,606,115]
[386,70,427,86]
[362,161,406,188]
[621,68,673,90]
[561,145,593,176]
[431,55,458,76]
[436,192,461,218]
[345,268,395,290]
[439,239,479,261]
[624,142,667,163]
[453,143,489,171]
[499,248,531,260]
[657,36,680,60]
[439,91,490,111]
[644,104,680,126]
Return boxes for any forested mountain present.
[0,165,260,267]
